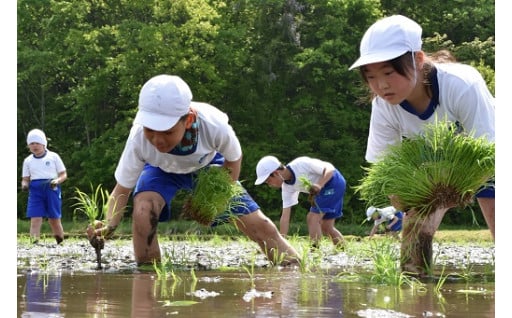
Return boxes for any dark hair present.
[358,50,457,100]
[359,52,415,83]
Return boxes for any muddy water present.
[17,239,495,317]
[17,269,494,317]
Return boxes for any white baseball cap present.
[254,156,281,185]
[349,15,422,70]
[134,74,193,131]
[366,206,377,220]
[27,129,47,147]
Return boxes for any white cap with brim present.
[366,206,377,221]
[27,129,47,147]
[349,15,422,70]
[254,156,281,185]
[134,74,193,131]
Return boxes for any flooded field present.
[17,237,495,317]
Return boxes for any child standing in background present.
[21,129,67,244]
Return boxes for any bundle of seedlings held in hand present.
[182,166,246,226]
[355,120,495,216]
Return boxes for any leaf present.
[160,300,200,307]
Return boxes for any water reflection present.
[17,269,494,317]
[20,273,62,316]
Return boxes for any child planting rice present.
[87,74,300,266]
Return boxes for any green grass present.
[17,218,493,244]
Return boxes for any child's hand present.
[309,184,322,196]
[50,179,59,189]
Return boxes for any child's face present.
[371,212,380,220]
[143,119,187,153]
[264,172,283,188]
[363,62,416,105]
[27,142,45,156]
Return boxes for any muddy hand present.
[309,184,321,196]
[86,221,106,250]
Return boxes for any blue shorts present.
[26,179,62,219]
[475,178,495,198]
[388,211,403,232]
[310,169,346,220]
[133,154,259,225]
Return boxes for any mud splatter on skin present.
[147,210,158,246]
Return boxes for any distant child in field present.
[366,206,403,238]
[255,155,346,248]
[21,129,67,245]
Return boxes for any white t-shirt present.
[366,63,495,163]
[115,102,242,189]
[281,156,335,208]
[374,206,397,226]
[22,150,66,180]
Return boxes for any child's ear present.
[185,113,194,129]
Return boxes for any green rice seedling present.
[458,252,477,283]
[183,166,246,225]
[153,256,170,280]
[299,176,319,208]
[190,267,197,284]
[434,264,452,294]
[35,252,51,273]
[72,183,109,226]
[368,238,423,289]
[297,246,310,273]
[242,252,257,289]
[72,183,116,269]
[355,119,494,215]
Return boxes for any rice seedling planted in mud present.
[72,183,114,269]
[72,183,109,228]
[367,238,423,288]
[182,166,246,225]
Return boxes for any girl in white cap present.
[21,129,67,245]
[349,15,495,239]
[88,74,300,266]
[254,155,346,248]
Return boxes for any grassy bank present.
[17,218,493,244]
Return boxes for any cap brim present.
[134,110,181,131]
[349,49,408,70]
[254,173,271,185]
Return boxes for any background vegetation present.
[17,0,495,229]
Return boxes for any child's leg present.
[30,217,43,242]
[307,211,323,245]
[236,210,300,265]
[320,218,344,246]
[48,218,64,244]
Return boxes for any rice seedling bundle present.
[183,166,246,225]
[355,121,495,214]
